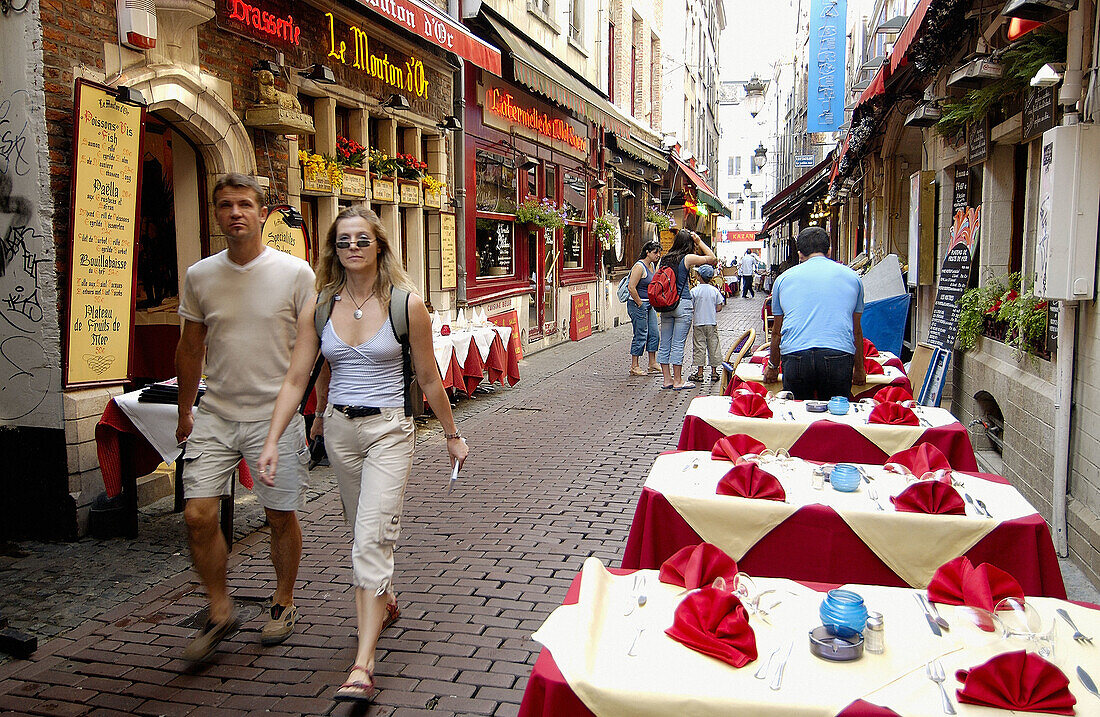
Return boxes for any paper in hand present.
[448,457,460,493]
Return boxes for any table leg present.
[119,436,139,538]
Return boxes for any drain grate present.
[178,600,265,629]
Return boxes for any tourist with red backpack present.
[648,229,717,389]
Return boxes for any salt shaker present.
[811,466,826,491]
[864,611,885,654]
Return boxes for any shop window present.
[335,106,351,142]
[545,165,557,203]
[476,218,514,277]
[563,225,583,268]
[475,149,517,214]
[524,164,539,200]
[562,171,587,221]
[1009,144,1027,275]
[298,95,316,154]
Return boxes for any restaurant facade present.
[0,0,500,537]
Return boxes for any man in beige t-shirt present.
[175,173,316,662]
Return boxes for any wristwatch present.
[444,430,461,440]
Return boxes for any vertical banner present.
[65,80,144,387]
[807,0,846,132]
[439,212,456,289]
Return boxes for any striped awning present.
[484,12,631,138]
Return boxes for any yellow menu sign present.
[262,207,309,262]
[65,81,144,386]
[439,212,456,290]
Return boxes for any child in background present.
[689,264,725,382]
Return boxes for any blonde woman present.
[259,206,468,703]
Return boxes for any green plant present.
[368,148,400,175]
[514,198,567,229]
[645,207,673,232]
[957,277,1006,350]
[593,212,616,250]
[958,272,1049,358]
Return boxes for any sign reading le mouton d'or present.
[65,81,144,387]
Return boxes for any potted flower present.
[593,212,617,251]
[395,153,427,205]
[336,136,368,198]
[299,149,341,194]
[423,175,445,209]
[645,207,673,232]
[367,148,398,202]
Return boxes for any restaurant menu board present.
[1023,86,1056,142]
[262,207,309,262]
[65,81,144,387]
[967,118,989,165]
[952,166,969,215]
[569,292,592,341]
[927,207,981,351]
[489,309,522,360]
[439,213,456,289]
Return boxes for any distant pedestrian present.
[763,226,866,399]
[175,173,315,662]
[738,249,759,298]
[626,240,661,376]
[259,205,467,704]
[657,230,717,390]
[689,264,725,383]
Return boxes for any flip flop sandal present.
[334,665,377,703]
[661,385,675,390]
[382,600,401,631]
[675,382,697,390]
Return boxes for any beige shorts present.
[182,407,309,512]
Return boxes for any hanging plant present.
[645,207,673,231]
[593,212,617,250]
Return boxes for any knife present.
[914,593,942,636]
[1078,666,1100,699]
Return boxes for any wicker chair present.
[719,328,756,394]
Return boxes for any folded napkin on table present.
[875,385,914,404]
[716,463,786,501]
[890,480,965,515]
[863,358,885,375]
[659,542,739,591]
[863,338,878,357]
[761,356,781,372]
[710,434,767,462]
[726,376,769,398]
[729,393,773,419]
[665,587,758,668]
[955,650,1075,715]
[869,401,919,426]
[886,443,952,476]
[927,556,1024,612]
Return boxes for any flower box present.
[398,179,422,206]
[371,173,396,203]
[301,164,333,194]
[424,185,442,209]
[341,168,367,199]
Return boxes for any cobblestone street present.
[0,295,766,716]
[2,292,1097,716]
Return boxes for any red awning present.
[761,203,802,232]
[354,0,502,75]
[670,153,719,198]
[889,0,933,73]
[857,64,888,107]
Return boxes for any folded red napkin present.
[868,401,919,425]
[955,650,1075,715]
[886,443,952,476]
[716,463,786,501]
[863,358,885,375]
[863,338,878,357]
[725,376,769,398]
[659,543,739,590]
[711,434,767,462]
[665,587,758,668]
[874,385,914,404]
[729,393,773,419]
[890,480,966,515]
[927,556,1025,612]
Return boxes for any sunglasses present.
[335,237,373,249]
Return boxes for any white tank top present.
[321,318,404,407]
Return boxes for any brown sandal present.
[334,664,377,703]
[382,599,401,631]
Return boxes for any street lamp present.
[753,143,767,169]
[744,75,766,118]
[744,180,752,193]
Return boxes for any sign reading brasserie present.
[439,212,457,290]
[219,0,301,46]
[65,81,144,386]
[479,83,589,159]
[262,207,309,262]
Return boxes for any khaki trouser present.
[693,324,721,367]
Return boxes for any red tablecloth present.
[620,480,1066,599]
[517,570,900,717]
[95,400,252,499]
[677,415,979,472]
[440,333,520,397]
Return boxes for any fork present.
[927,660,956,714]
[1057,608,1094,643]
[867,486,885,511]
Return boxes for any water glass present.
[995,597,1059,663]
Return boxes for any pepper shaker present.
[864,611,885,654]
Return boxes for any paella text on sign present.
[326,12,430,98]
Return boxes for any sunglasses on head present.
[335,237,373,249]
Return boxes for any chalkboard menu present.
[952,166,969,215]
[967,118,989,165]
[927,207,982,351]
[1046,302,1059,354]
[65,80,144,387]
[1023,86,1056,142]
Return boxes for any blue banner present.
[807,0,846,132]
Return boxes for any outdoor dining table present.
[621,451,1066,598]
[433,323,520,396]
[678,396,979,471]
[518,558,1099,717]
[734,361,913,402]
[748,346,906,373]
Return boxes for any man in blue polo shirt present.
[763,227,866,399]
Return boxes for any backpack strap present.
[300,290,335,416]
[388,287,415,417]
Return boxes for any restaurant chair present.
[761,298,774,343]
[720,328,756,393]
[906,342,935,399]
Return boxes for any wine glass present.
[732,572,758,613]
[995,597,1059,662]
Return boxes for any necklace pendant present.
[353,309,363,320]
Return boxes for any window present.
[530,0,551,16]
[569,0,582,42]
[735,156,741,174]
[728,157,735,175]
[562,171,587,222]
[650,35,659,122]
[475,219,515,277]
[631,43,638,115]
[474,148,518,279]
[562,171,590,275]
[727,192,737,200]
[751,200,757,220]
[474,149,517,214]
[608,22,616,104]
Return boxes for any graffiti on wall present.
[0,87,58,425]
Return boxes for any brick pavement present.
[0,294,766,716]
[2,291,1093,716]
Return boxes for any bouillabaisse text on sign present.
[485,88,587,153]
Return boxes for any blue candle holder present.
[827,396,850,415]
[819,589,869,638]
[830,463,861,492]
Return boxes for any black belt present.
[332,404,382,418]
